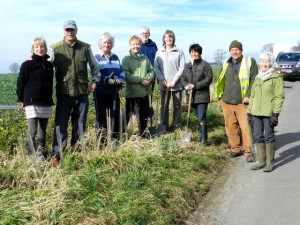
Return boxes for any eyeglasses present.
[141,33,149,35]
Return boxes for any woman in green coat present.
[122,35,154,137]
[247,52,284,172]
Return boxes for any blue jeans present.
[253,116,275,144]
[192,103,208,143]
[52,95,89,156]
[192,103,208,123]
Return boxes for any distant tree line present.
[9,63,20,74]
[261,39,300,54]
[292,40,300,51]
[8,39,300,75]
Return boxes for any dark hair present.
[162,29,175,47]
[189,43,202,55]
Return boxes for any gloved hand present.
[247,113,253,126]
[269,113,279,128]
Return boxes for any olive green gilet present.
[52,40,90,97]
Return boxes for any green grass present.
[0,69,230,225]
[0,129,228,225]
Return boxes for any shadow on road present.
[274,131,300,169]
[275,131,300,149]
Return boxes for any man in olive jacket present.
[50,20,100,166]
[216,40,258,162]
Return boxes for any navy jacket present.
[140,39,158,66]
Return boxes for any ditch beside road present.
[186,81,300,225]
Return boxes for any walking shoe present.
[37,152,45,161]
[50,155,60,167]
[246,155,254,162]
[228,151,243,158]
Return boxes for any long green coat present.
[248,72,284,116]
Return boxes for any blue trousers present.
[52,95,88,156]
[192,103,208,122]
[192,103,208,143]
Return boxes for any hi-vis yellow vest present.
[215,56,252,99]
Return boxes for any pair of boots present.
[251,143,275,172]
[200,121,207,145]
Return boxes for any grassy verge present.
[0,101,229,225]
[0,68,230,225]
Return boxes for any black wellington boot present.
[200,121,208,145]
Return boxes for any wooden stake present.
[18,135,32,190]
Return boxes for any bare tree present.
[213,49,227,66]
[9,62,20,74]
[261,43,274,53]
[292,40,300,51]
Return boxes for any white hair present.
[140,26,150,33]
[259,52,274,65]
[98,32,115,49]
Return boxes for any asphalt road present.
[186,81,300,225]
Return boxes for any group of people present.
[17,20,101,166]
[16,20,284,171]
[216,40,284,172]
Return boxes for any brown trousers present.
[220,100,251,156]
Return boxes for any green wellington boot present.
[251,143,266,170]
[263,143,275,172]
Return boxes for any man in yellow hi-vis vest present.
[216,40,258,162]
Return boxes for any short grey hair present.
[98,32,115,49]
[259,52,274,65]
[140,26,150,33]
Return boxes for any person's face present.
[33,43,46,56]
[259,59,271,72]
[229,47,242,61]
[164,34,174,47]
[101,39,112,54]
[190,50,200,61]
[64,28,77,44]
[140,29,150,43]
[130,40,141,53]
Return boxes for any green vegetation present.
[0,74,27,154]
[0,68,230,225]
[0,73,18,105]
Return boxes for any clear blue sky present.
[0,0,299,73]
